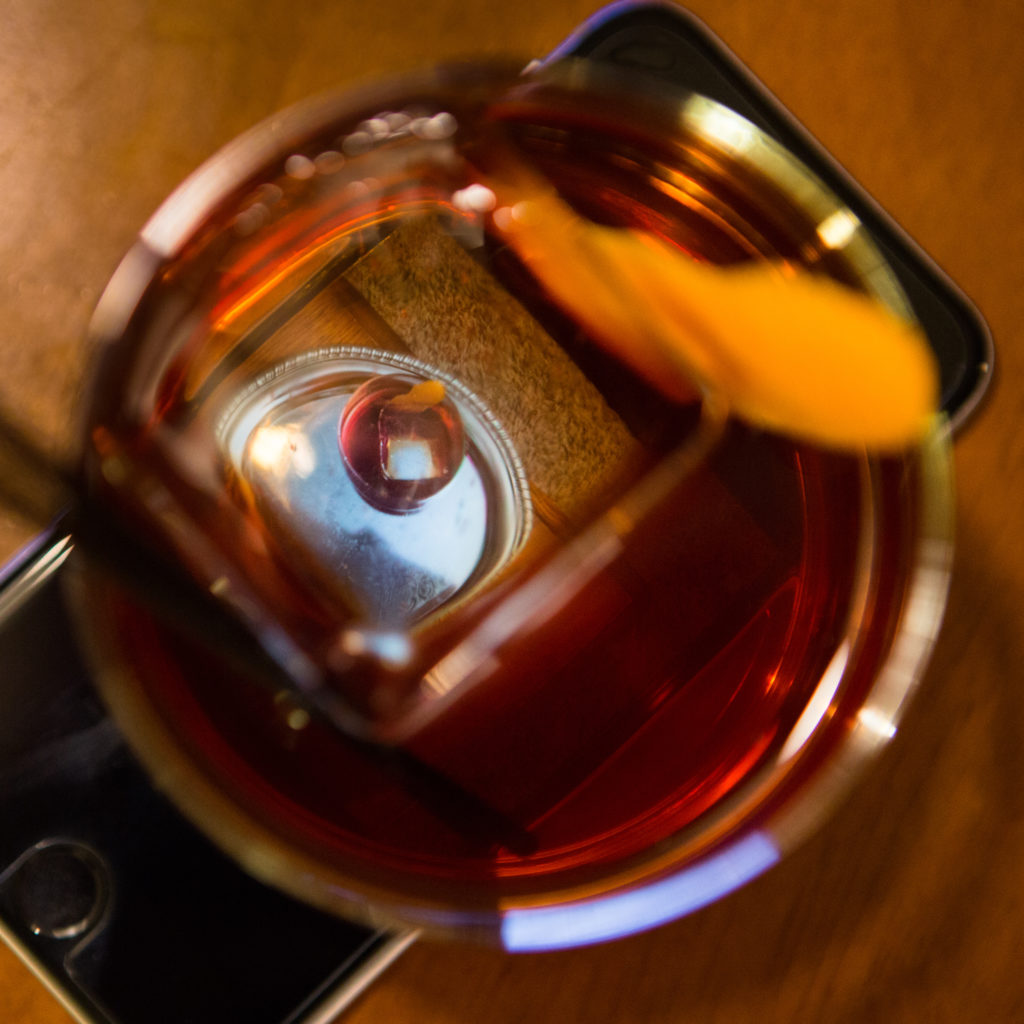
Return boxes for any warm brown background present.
[1,0,1022,1021]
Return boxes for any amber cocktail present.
[77,60,952,948]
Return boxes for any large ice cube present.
[379,395,458,483]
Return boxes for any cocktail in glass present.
[75,58,953,949]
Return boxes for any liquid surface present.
[105,425,865,898]
[82,73,918,912]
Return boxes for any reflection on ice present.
[248,390,485,625]
[220,348,529,628]
[248,424,317,479]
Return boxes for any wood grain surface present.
[1,1,1022,1021]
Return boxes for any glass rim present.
[75,57,956,948]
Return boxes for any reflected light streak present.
[248,424,316,478]
[857,705,898,741]
[778,640,850,762]
[500,831,780,951]
[901,554,950,640]
[337,627,413,673]
[684,97,758,154]
[816,209,860,250]
[452,183,496,213]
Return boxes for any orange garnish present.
[387,379,446,410]
[489,171,939,450]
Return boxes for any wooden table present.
[1,1,1021,1021]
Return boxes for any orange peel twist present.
[488,169,939,451]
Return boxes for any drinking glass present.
[74,58,953,949]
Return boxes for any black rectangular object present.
[0,534,410,1024]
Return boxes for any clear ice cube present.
[380,406,440,480]
[379,400,456,483]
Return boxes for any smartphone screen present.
[0,534,414,1024]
